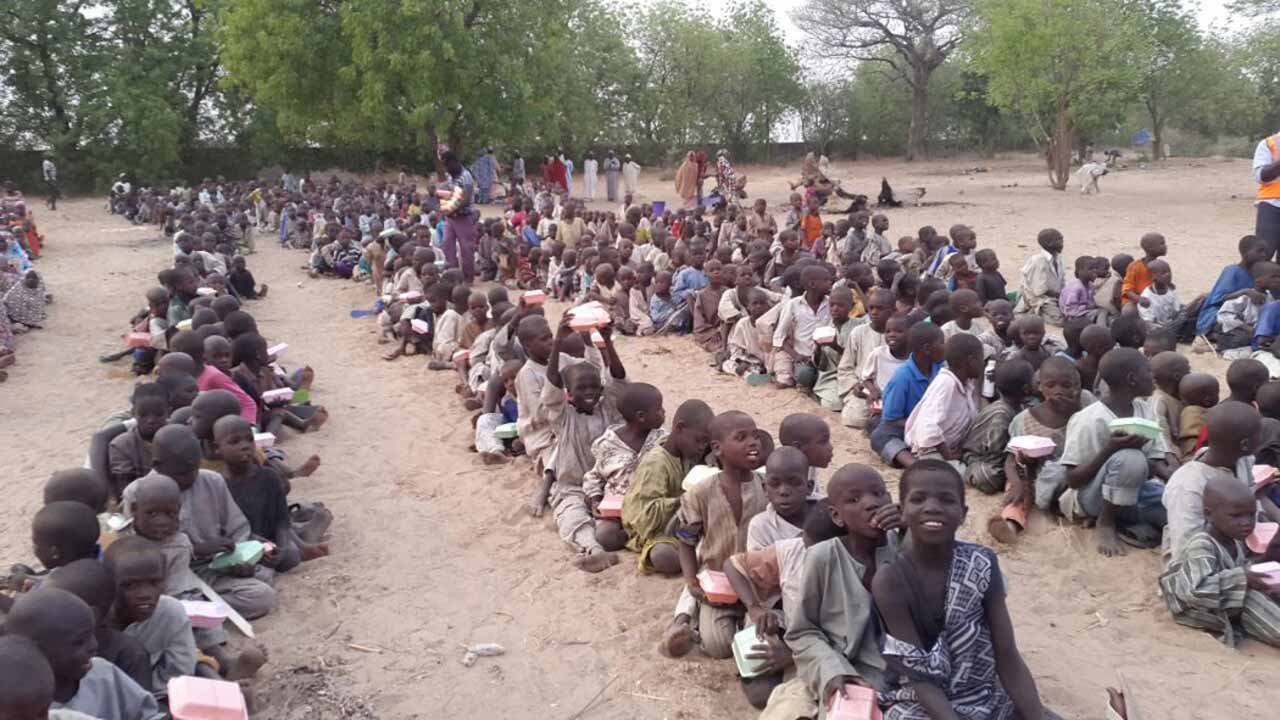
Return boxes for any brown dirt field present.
[2,154,1275,719]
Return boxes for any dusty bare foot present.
[225,643,269,681]
[383,347,403,361]
[480,451,508,465]
[307,406,330,432]
[257,284,269,298]
[300,542,330,561]
[987,515,1020,545]
[295,455,322,477]
[572,550,619,573]
[463,397,483,411]
[659,617,694,658]
[454,382,467,395]
[1096,523,1126,557]
[239,680,257,715]
[427,360,452,371]
[528,486,551,518]
[377,333,391,345]
[297,366,315,389]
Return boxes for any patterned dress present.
[881,542,1021,720]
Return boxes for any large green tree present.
[970,0,1147,189]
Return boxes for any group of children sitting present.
[276,167,1280,719]
[0,192,334,719]
[0,182,51,382]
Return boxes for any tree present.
[799,80,854,155]
[1133,0,1207,160]
[970,0,1146,189]
[794,0,968,161]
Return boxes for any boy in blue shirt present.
[869,322,945,468]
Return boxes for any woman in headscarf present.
[674,151,699,208]
[3,269,46,330]
[714,149,746,199]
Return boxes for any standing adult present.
[693,150,708,204]
[471,148,495,205]
[511,152,526,195]
[604,150,621,202]
[562,150,575,198]
[280,169,298,194]
[674,152,698,209]
[1254,131,1280,260]
[440,151,478,284]
[583,152,599,200]
[549,155,568,194]
[622,154,641,197]
[41,155,59,211]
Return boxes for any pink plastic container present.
[253,432,276,449]
[1248,522,1278,555]
[591,330,606,348]
[436,188,454,199]
[1253,464,1278,490]
[1252,561,1280,592]
[453,349,469,363]
[697,569,738,605]
[410,318,430,334]
[813,326,838,345]
[827,684,883,720]
[267,342,288,359]
[168,676,248,720]
[181,600,229,629]
[568,302,611,331]
[399,290,423,303]
[521,290,546,306]
[598,495,623,518]
[261,388,294,404]
[1007,435,1056,459]
[126,331,151,349]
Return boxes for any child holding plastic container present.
[874,460,1054,720]
[664,411,767,660]
[772,264,833,389]
[961,358,1034,494]
[530,317,627,573]
[581,382,667,552]
[103,538,199,689]
[1149,351,1191,458]
[811,286,857,412]
[1160,470,1280,647]
[474,359,524,465]
[785,464,901,716]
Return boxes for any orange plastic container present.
[697,569,738,605]
[168,676,248,720]
[521,290,546,306]
[597,495,623,518]
[827,684,883,720]
[125,331,151,349]
[1248,522,1278,555]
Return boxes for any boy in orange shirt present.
[800,195,823,251]
[1121,232,1167,306]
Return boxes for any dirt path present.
[2,155,1276,720]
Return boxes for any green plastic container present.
[745,372,772,387]
[731,626,769,678]
[1108,417,1161,441]
[494,422,520,440]
[208,541,265,571]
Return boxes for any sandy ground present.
[2,154,1277,720]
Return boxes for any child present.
[4,588,163,720]
[1059,348,1173,557]
[1161,400,1261,563]
[963,358,1034,494]
[582,382,666,550]
[800,196,823,250]
[1077,324,1115,394]
[690,258,725,353]
[973,248,1006,304]
[44,559,154,693]
[1213,262,1277,351]
[940,288,991,339]
[977,298,1015,359]
[532,319,627,573]
[860,213,892,266]
[778,412,835,499]
[1122,232,1168,306]
[874,461,1053,720]
[1160,469,1280,647]
[473,358,524,464]
[1137,259,1185,335]
[649,271,683,333]
[948,253,978,291]
[1059,255,1100,323]
[425,283,464,371]
[0,635,59,719]
[1195,235,1269,339]
[1150,351,1191,457]
[103,538,198,689]
[927,224,976,283]
[904,333,985,462]
[811,286,856,412]
[121,425,277,620]
[621,399,714,576]
[772,265,833,389]
[724,289,771,377]
[1096,253,1132,323]
[227,256,267,300]
[31,501,100,571]
[107,383,169,500]
[871,322,945,468]
[666,411,766,659]
[170,330,256,422]
[786,463,901,710]
[213,415,328,571]
[1014,227,1065,324]
[1178,372,1220,457]
[837,289,893,428]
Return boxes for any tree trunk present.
[907,70,930,161]
[1049,103,1072,191]
[1151,119,1165,161]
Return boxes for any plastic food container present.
[196,287,217,297]
[494,422,519,440]
[436,189,455,199]
[176,319,193,330]
[597,495,623,518]
[521,290,546,306]
[731,626,769,678]
[181,600,230,629]
[208,541,265,571]
[453,349,469,363]
[261,388,294,405]
[126,331,152,349]
[434,260,446,271]
[168,676,249,720]
[813,326,838,345]
[567,302,611,332]
[399,291,423,303]
[267,343,287,359]
[1006,435,1056,459]
[827,684,883,720]
[411,318,431,334]
[1252,561,1280,592]
[1107,417,1161,441]
[1252,464,1278,490]
[1248,522,1278,555]
[253,432,276,448]
[697,569,738,605]
[591,330,606,348]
